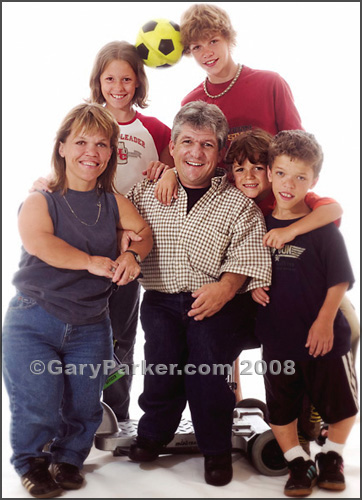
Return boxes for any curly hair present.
[180,4,237,54]
[268,130,324,177]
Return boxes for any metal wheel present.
[250,429,288,476]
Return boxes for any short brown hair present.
[50,103,120,194]
[180,4,237,54]
[224,129,273,171]
[268,130,324,177]
[89,41,149,108]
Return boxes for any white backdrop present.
[2,1,360,317]
[2,3,360,497]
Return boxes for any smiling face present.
[169,124,222,188]
[100,59,138,118]
[189,33,234,81]
[59,129,112,191]
[268,155,318,216]
[232,159,271,203]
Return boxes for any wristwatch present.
[125,249,141,264]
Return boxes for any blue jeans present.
[138,290,256,455]
[2,291,113,476]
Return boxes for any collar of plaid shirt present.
[127,170,272,294]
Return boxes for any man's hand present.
[118,229,143,253]
[188,282,234,321]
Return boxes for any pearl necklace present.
[63,195,102,226]
[203,64,243,99]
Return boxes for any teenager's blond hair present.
[180,4,237,53]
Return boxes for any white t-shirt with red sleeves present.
[115,111,171,195]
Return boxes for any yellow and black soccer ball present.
[135,18,183,68]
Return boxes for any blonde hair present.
[89,41,149,108]
[50,103,120,194]
[180,4,237,54]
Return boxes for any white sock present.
[321,438,344,457]
[284,445,310,462]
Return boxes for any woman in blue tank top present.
[2,103,153,498]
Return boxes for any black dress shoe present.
[52,463,84,490]
[204,452,233,486]
[128,436,163,462]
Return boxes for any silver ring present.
[111,267,116,272]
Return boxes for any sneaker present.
[52,462,84,490]
[21,457,63,498]
[284,457,317,497]
[316,451,345,491]
[204,452,233,487]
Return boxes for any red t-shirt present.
[182,65,303,143]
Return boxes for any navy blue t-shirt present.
[13,188,119,325]
[255,216,355,361]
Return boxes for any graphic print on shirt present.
[118,141,129,164]
[271,245,305,262]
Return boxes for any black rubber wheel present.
[250,430,288,476]
[235,398,270,424]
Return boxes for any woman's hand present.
[112,252,141,286]
[87,256,119,279]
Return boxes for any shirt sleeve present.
[305,191,341,227]
[273,73,303,131]
[317,223,355,291]
[137,114,171,158]
[220,204,272,291]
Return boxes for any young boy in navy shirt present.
[252,130,358,497]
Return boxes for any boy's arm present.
[154,168,179,205]
[263,201,343,249]
[305,281,349,358]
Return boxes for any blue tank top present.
[13,188,119,325]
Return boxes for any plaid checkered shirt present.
[127,171,272,294]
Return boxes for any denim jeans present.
[103,279,140,420]
[2,290,113,476]
[138,290,256,455]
